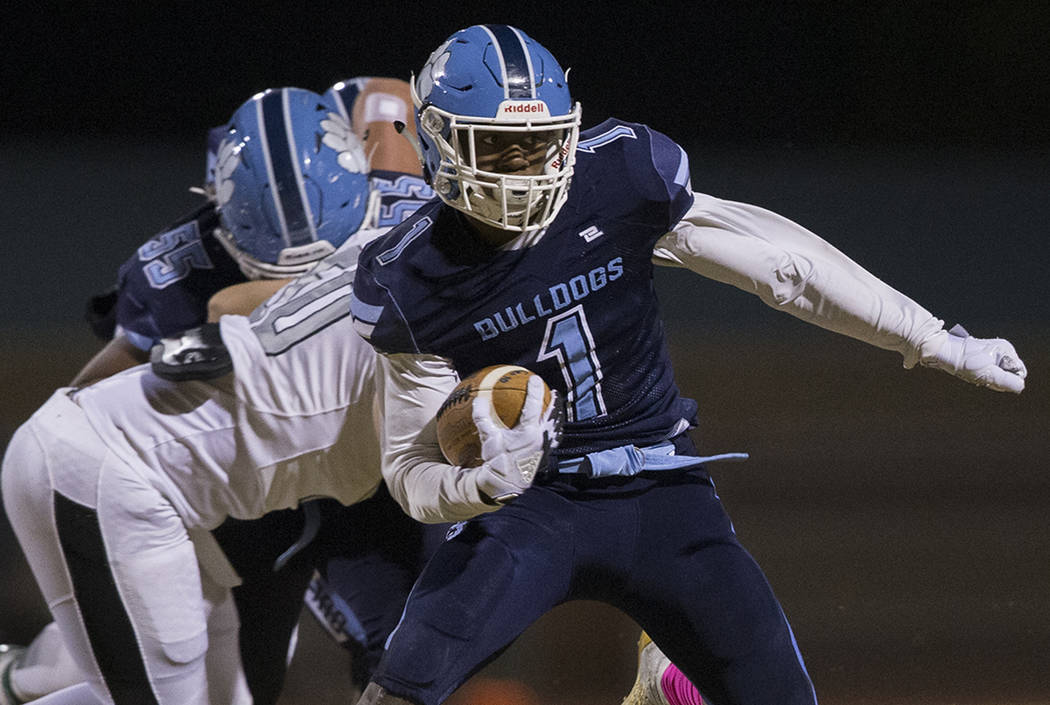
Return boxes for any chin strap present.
[393,121,424,162]
[272,499,323,572]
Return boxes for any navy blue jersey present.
[113,201,246,350]
[353,119,697,458]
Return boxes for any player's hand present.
[920,324,1027,393]
[473,376,562,504]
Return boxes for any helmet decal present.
[213,133,241,209]
[319,110,370,176]
[416,39,454,104]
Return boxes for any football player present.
[1,81,437,705]
[348,24,1027,705]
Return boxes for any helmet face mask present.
[412,25,581,233]
[213,87,371,279]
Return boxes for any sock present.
[660,663,705,705]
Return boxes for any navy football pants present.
[373,470,816,705]
[212,487,443,703]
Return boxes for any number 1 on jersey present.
[538,304,607,421]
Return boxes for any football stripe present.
[479,365,530,429]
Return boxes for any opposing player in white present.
[3,294,380,705]
[0,86,423,705]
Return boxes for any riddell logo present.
[496,100,550,118]
[505,103,543,113]
[551,143,571,169]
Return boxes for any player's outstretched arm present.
[652,193,1026,393]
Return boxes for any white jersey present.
[73,229,385,530]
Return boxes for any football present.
[436,365,552,467]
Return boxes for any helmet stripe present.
[329,77,368,122]
[282,90,318,245]
[259,90,313,247]
[508,26,537,99]
[483,24,534,99]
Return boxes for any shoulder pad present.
[150,323,232,381]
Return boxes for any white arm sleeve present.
[653,193,947,366]
[376,352,504,523]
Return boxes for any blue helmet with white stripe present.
[213,87,370,279]
[412,25,581,232]
[323,77,371,122]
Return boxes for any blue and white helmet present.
[213,87,370,279]
[323,77,371,122]
[412,25,581,232]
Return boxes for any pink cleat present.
[621,633,704,705]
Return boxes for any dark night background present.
[1,3,1048,704]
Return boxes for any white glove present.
[473,376,562,504]
[920,324,1027,393]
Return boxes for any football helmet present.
[324,77,371,122]
[412,24,581,232]
[213,87,370,279]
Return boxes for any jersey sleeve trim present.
[645,126,694,227]
[672,144,691,188]
[351,259,421,354]
[122,327,156,352]
[349,291,382,340]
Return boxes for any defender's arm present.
[70,335,149,387]
[206,279,291,321]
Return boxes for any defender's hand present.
[921,324,1027,393]
[473,376,562,504]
